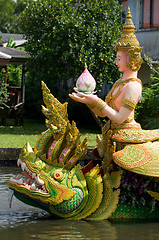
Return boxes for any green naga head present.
[9,82,121,220]
[9,141,90,218]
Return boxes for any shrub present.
[19,0,124,120]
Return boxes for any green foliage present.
[15,0,35,16]
[19,0,124,118]
[0,0,16,33]
[1,36,23,87]
[0,69,10,109]
[14,0,35,33]
[0,36,22,107]
[0,0,35,33]
[6,36,16,48]
[136,55,159,129]
[7,65,22,87]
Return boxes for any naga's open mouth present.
[9,159,47,194]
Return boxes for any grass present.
[0,119,101,148]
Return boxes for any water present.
[1,166,159,240]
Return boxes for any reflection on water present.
[0,166,159,240]
[0,219,117,240]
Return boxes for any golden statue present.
[69,7,159,176]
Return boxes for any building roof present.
[0,46,30,65]
[0,33,26,47]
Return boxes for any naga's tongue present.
[9,188,14,208]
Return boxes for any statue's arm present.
[69,82,142,124]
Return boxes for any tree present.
[14,0,35,33]
[0,0,34,33]
[0,0,16,33]
[19,0,124,119]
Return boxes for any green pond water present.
[0,166,159,240]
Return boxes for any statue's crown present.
[115,7,143,71]
[115,7,141,50]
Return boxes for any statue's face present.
[116,51,129,72]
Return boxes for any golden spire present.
[123,7,135,34]
[115,7,141,49]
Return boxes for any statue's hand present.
[69,88,99,105]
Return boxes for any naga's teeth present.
[17,159,21,167]
[17,178,23,184]
[32,173,36,179]
[21,162,26,172]
[26,179,31,185]
[36,174,44,185]
[31,183,36,190]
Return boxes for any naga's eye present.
[53,171,63,181]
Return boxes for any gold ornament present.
[87,98,107,112]
[121,97,137,111]
[115,7,143,71]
